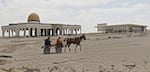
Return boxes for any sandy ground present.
[0,32,150,72]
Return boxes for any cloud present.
[0,0,150,35]
[43,0,116,7]
[63,0,116,7]
[89,3,149,14]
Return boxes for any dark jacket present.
[45,39,51,46]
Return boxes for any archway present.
[129,28,133,32]
[56,27,61,35]
[73,29,77,34]
[4,29,9,37]
[19,29,24,37]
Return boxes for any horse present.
[64,34,86,52]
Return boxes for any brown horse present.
[64,34,86,52]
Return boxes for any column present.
[15,30,17,37]
[52,29,55,36]
[35,28,37,37]
[63,29,66,35]
[40,29,43,36]
[64,29,66,35]
[71,29,73,35]
[2,29,5,37]
[24,29,26,37]
[47,29,50,36]
[79,26,82,34]
[67,29,70,35]
[16,29,19,37]
[8,29,10,38]
[61,30,63,35]
[44,29,47,36]
[28,28,31,37]
[62,30,65,35]
[80,28,82,34]
[56,29,58,35]
[49,29,51,36]
[36,28,40,37]
[46,29,49,36]
[60,29,62,35]
[75,29,77,34]
[11,30,14,37]
[144,27,146,32]
[66,29,68,35]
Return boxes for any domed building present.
[27,13,40,23]
[1,13,81,37]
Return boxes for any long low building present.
[95,23,147,33]
[1,13,81,38]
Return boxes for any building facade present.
[95,23,147,33]
[1,13,81,38]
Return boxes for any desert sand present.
[0,32,150,72]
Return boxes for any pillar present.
[28,28,31,37]
[144,27,147,32]
[47,29,50,36]
[16,29,19,37]
[11,30,14,37]
[24,29,26,37]
[80,28,82,34]
[46,29,50,36]
[56,29,58,35]
[58,29,62,35]
[64,29,66,35]
[8,29,10,38]
[35,28,37,37]
[66,29,68,35]
[40,29,43,36]
[52,29,55,36]
[36,28,40,37]
[71,30,73,35]
[67,29,70,35]
[75,29,77,34]
[44,29,47,36]
[2,29,5,37]
[62,30,65,35]
[50,29,52,36]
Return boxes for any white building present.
[1,13,81,38]
[95,23,147,33]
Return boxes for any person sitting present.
[44,37,51,54]
[55,36,63,53]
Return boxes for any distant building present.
[1,13,81,38]
[95,23,147,33]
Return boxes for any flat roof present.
[107,24,147,27]
[8,23,80,26]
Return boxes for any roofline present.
[106,24,147,27]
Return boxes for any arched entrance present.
[56,27,61,35]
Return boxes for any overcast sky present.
[0,0,150,34]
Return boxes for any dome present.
[27,13,40,22]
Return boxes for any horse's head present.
[81,34,86,40]
[63,38,69,42]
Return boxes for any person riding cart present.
[44,37,51,54]
[55,36,63,53]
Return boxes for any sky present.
[0,0,150,35]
